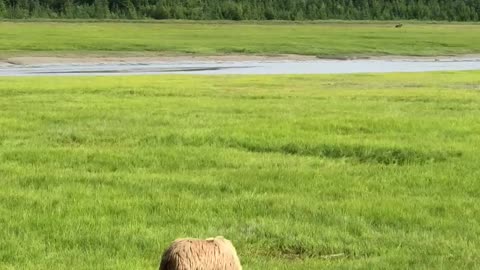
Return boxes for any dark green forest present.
[0,0,479,21]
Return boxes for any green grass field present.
[1,72,479,269]
[1,21,480,57]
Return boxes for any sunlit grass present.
[1,21,480,57]
[1,72,480,269]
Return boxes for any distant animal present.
[159,236,242,270]
[395,23,403,28]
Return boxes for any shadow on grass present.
[236,142,459,165]
[154,134,461,166]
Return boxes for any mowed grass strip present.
[1,22,480,57]
[0,72,480,269]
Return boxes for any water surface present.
[1,58,480,76]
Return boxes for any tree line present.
[1,0,479,21]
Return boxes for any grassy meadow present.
[1,21,480,57]
[1,72,480,269]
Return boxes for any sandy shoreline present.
[2,54,480,66]
[1,55,317,65]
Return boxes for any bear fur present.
[159,236,242,270]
